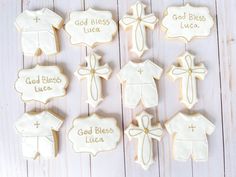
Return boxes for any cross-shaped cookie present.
[119,1,158,57]
[125,111,163,170]
[74,53,112,107]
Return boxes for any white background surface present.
[0,0,235,177]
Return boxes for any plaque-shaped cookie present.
[65,8,117,47]
[15,65,68,103]
[68,113,120,155]
[162,4,214,42]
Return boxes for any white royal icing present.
[125,111,163,170]
[168,52,207,109]
[15,111,63,159]
[15,8,63,56]
[162,3,214,42]
[15,65,68,104]
[165,112,215,161]
[68,113,121,156]
[119,1,158,57]
[74,53,112,107]
[117,60,163,108]
[65,8,117,47]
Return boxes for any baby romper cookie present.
[68,113,120,155]
[162,3,214,42]
[15,111,64,159]
[74,53,112,107]
[125,111,163,170]
[165,112,215,161]
[15,8,64,56]
[15,65,68,104]
[119,1,158,57]
[117,60,163,108]
[65,8,117,47]
[168,52,207,109]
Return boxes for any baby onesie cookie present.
[119,1,158,57]
[15,8,64,56]
[162,3,214,42]
[15,65,68,104]
[15,111,64,159]
[117,60,163,108]
[74,53,112,107]
[125,111,163,170]
[165,112,215,161]
[168,52,207,109]
[68,113,120,156]
[65,8,117,47]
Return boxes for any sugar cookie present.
[165,112,215,161]
[168,52,207,109]
[15,111,64,159]
[117,60,163,108]
[68,113,120,156]
[125,111,163,170]
[74,53,112,107]
[65,8,117,47]
[162,3,214,42]
[15,8,63,56]
[119,1,158,57]
[15,65,68,104]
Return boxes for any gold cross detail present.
[34,121,40,128]
[137,68,143,74]
[188,124,196,132]
[33,17,40,23]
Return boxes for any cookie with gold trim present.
[125,111,163,170]
[68,113,121,156]
[162,3,214,42]
[119,1,158,57]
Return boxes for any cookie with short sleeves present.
[165,112,215,161]
[15,8,64,56]
[117,60,163,108]
[15,111,64,159]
